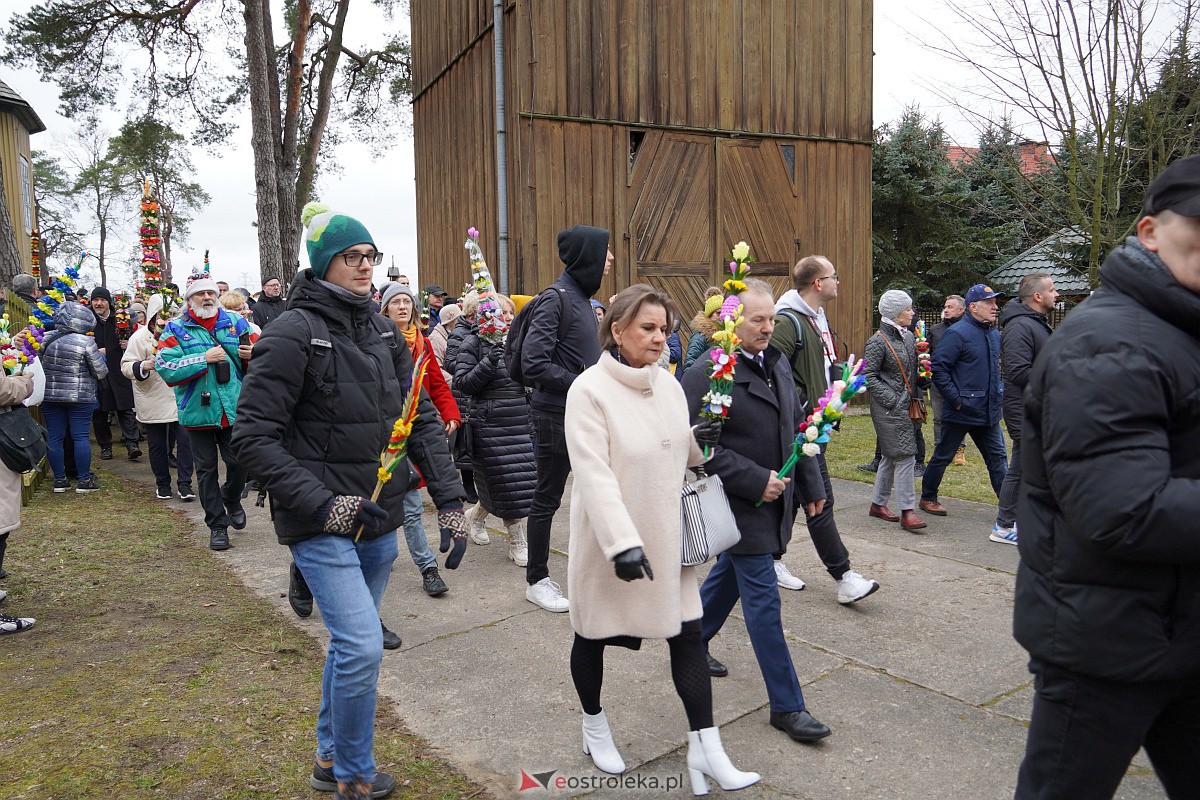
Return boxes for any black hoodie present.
[998,299,1053,434]
[522,225,609,411]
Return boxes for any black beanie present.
[90,286,113,304]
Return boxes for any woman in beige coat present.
[565,284,759,794]
[0,368,36,634]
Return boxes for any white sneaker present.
[989,523,1019,545]
[774,561,806,591]
[526,578,569,612]
[465,503,490,545]
[836,570,880,605]
[0,588,7,603]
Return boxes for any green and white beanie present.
[302,202,376,279]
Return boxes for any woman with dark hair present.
[564,284,759,793]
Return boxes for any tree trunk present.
[160,206,174,283]
[0,169,24,285]
[242,0,285,285]
[98,221,108,288]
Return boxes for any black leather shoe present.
[127,445,142,460]
[288,562,313,618]
[381,621,402,650]
[422,567,448,597]
[209,527,230,551]
[228,505,247,530]
[100,447,113,460]
[770,710,831,742]
[707,652,728,678]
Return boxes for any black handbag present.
[0,406,48,473]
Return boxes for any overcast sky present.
[5,1,978,293]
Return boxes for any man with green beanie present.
[232,203,466,800]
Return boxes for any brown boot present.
[868,503,899,522]
[953,445,967,466]
[919,498,948,516]
[900,510,927,531]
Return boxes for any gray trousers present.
[871,454,916,511]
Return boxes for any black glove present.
[321,495,388,536]
[691,417,723,449]
[613,547,654,582]
[487,346,502,365]
[438,504,468,569]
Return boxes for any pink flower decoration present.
[729,261,737,273]
[468,227,479,239]
[719,295,741,321]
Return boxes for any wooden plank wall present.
[0,113,34,273]
[411,0,873,353]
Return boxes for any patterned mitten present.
[320,495,388,536]
[437,504,468,569]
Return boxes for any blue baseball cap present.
[964,284,1005,304]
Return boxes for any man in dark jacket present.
[682,280,831,745]
[519,224,611,613]
[991,273,1057,545]
[1013,155,1200,800]
[919,284,1008,516]
[251,276,285,329]
[926,293,964,457]
[231,203,466,800]
[89,286,141,461]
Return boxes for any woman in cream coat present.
[0,367,36,634]
[565,284,759,795]
[120,293,194,500]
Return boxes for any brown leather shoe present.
[868,503,900,522]
[919,499,948,516]
[900,510,927,531]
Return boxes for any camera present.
[201,391,211,407]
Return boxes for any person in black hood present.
[519,223,612,613]
[1013,155,1200,799]
[231,202,466,800]
[990,272,1057,545]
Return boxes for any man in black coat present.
[88,286,141,460]
[927,293,964,458]
[1013,155,1200,798]
[251,276,285,329]
[231,204,466,799]
[682,280,831,745]
[519,224,611,613]
[991,273,1057,545]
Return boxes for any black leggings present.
[570,619,714,731]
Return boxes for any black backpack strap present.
[294,309,336,398]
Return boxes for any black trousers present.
[92,408,140,449]
[1016,659,1200,799]
[796,452,851,581]
[147,422,194,493]
[527,407,570,586]
[188,427,246,530]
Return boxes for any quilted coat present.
[41,302,107,405]
[863,322,922,459]
[454,330,535,520]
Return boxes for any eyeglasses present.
[818,273,839,282]
[340,250,384,267]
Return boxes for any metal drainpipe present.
[494,0,510,294]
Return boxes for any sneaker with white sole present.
[156,488,173,500]
[836,570,880,604]
[774,560,806,591]
[0,588,7,603]
[0,613,35,634]
[989,523,1018,545]
[465,503,490,545]
[53,478,70,493]
[526,577,569,612]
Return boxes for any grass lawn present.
[823,410,1010,506]
[0,471,482,800]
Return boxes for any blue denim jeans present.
[401,489,436,573]
[43,401,96,480]
[291,530,399,785]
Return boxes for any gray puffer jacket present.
[42,302,107,405]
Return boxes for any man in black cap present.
[1013,155,1200,799]
[918,283,1007,517]
[424,284,449,328]
[89,286,142,460]
[518,224,612,612]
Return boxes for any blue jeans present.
[701,551,807,713]
[43,401,96,480]
[920,420,1007,501]
[291,531,399,785]
[401,490,436,573]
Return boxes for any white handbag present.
[680,468,741,566]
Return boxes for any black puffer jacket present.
[231,271,465,545]
[251,292,286,329]
[454,331,535,519]
[1014,237,1200,682]
[997,300,1052,439]
[92,311,135,411]
[445,316,477,470]
[522,225,607,412]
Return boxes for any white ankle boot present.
[686,727,760,795]
[465,503,489,545]
[506,519,528,566]
[581,709,625,774]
